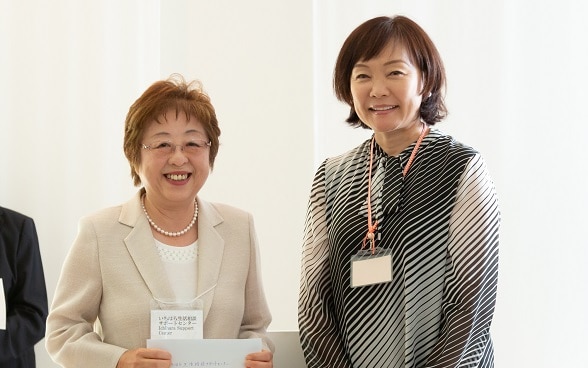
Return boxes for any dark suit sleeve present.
[0,213,49,362]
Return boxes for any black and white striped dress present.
[298,129,500,368]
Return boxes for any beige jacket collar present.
[118,190,224,320]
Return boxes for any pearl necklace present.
[141,196,198,237]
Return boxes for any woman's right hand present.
[116,348,172,367]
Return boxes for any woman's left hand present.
[245,349,273,368]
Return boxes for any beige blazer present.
[46,191,273,368]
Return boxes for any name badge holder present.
[150,298,204,340]
[352,127,427,288]
[350,247,393,288]
[0,279,5,329]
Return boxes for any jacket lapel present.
[195,198,224,320]
[118,192,224,319]
[120,191,175,301]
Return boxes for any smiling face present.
[137,110,210,208]
[350,42,424,134]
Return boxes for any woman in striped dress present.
[298,15,500,368]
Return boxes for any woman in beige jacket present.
[46,75,273,368]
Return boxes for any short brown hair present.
[333,15,447,128]
[123,74,221,186]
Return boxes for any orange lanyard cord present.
[363,123,429,255]
[402,123,428,176]
[363,136,379,254]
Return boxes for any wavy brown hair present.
[123,74,221,186]
[333,15,447,128]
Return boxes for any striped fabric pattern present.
[298,129,500,368]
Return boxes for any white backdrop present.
[1,1,587,367]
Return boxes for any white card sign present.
[147,338,262,368]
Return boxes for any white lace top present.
[154,240,198,302]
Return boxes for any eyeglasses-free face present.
[350,42,424,136]
[142,139,211,157]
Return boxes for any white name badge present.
[150,298,204,340]
[0,279,6,329]
[350,248,393,288]
[151,309,203,339]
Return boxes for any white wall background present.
[1,0,587,367]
